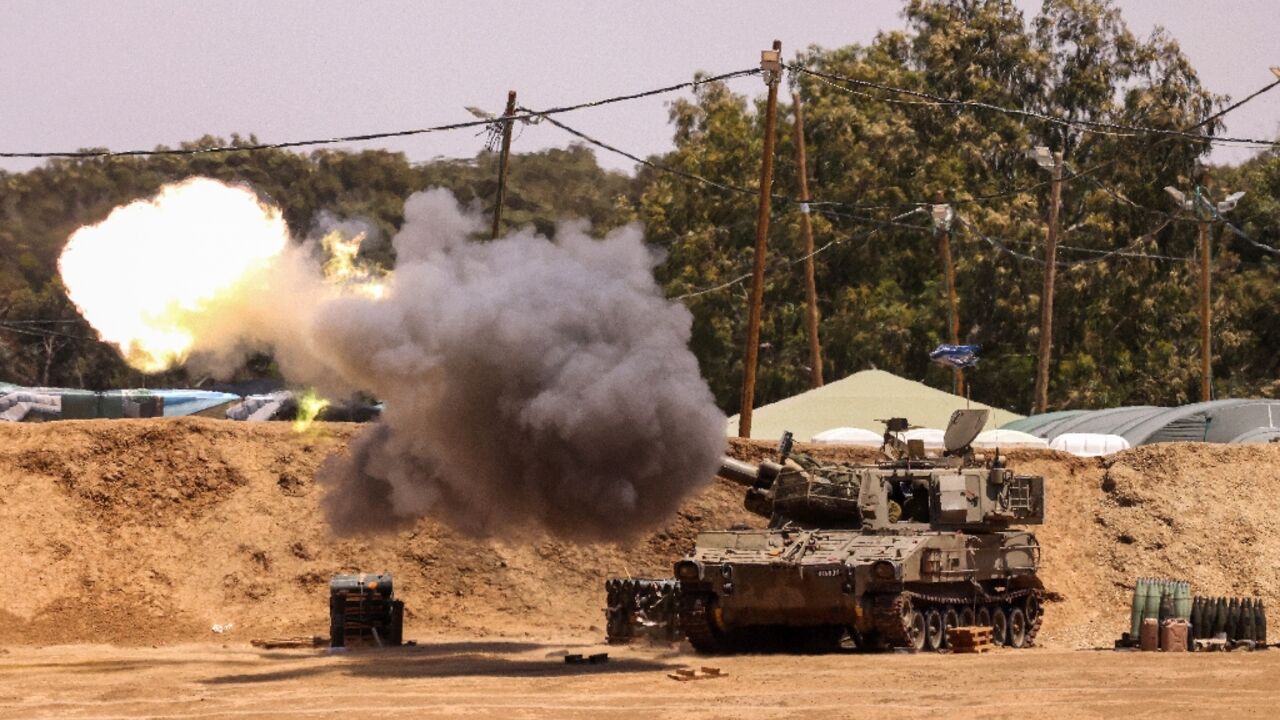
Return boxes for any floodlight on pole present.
[1028,146,1055,170]
[1164,186,1193,211]
[1217,191,1246,215]
[930,203,954,230]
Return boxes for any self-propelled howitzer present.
[675,410,1046,652]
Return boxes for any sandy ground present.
[3,634,1278,720]
[7,419,1280,717]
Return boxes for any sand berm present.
[3,417,1279,648]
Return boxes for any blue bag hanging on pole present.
[930,344,981,369]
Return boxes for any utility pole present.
[1197,215,1212,401]
[792,91,823,389]
[738,40,783,439]
[932,193,961,397]
[1165,172,1244,403]
[1032,148,1064,415]
[1196,169,1214,402]
[490,90,518,240]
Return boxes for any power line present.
[520,107,760,198]
[802,66,1140,140]
[0,318,82,325]
[789,64,1280,148]
[1223,221,1280,255]
[530,93,1177,225]
[0,68,760,159]
[531,107,1079,219]
[672,226,883,300]
[954,216,1185,267]
[1076,175,1280,256]
[0,321,95,341]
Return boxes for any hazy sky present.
[2,1,1276,176]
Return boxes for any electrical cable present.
[0,321,95,341]
[530,106,1082,218]
[519,107,759,198]
[954,216,1185,267]
[789,64,1280,147]
[672,226,882,300]
[0,318,83,325]
[0,68,760,159]
[1223,221,1280,255]
[1076,175,1280,256]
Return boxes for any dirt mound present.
[3,419,1280,648]
[0,419,760,646]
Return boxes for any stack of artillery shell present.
[1130,578,1193,651]
[1190,596,1268,645]
[1131,578,1192,637]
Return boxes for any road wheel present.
[924,609,945,651]
[991,607,1009,647]
[959,607,976,627]
[680,594,732,653]
[1008,607,1028,648]
[1024,595,1042,625]
[976,607,991,630]
[941,608,960,648]
[907,610,927,652]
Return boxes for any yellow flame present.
[292,388,330,433]
[58,178,289,373]
[321,229,386,299]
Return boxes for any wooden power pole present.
[933,193,962,397]
[1198,218,1213,401]
[1032,150,1064,415]
[1195,168,1217,403]
[792,91,823,389]
[738,40,783,439]
[490,90,518,240]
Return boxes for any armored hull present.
[676,526,1043,652]
[604,410,1047,652]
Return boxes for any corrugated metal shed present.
[1002,399,1280,446]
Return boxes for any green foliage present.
[638,0,1276,414]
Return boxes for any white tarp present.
[810,427,882,446]
[1050,432,1131,457]
[225,391,293,421]
[903,428,945,449]
[974,428,1049,449]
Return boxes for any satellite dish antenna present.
[944,409,989,455]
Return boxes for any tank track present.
[871,587,1044,650]
[678,593,724,653]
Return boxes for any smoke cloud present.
[313,189,726,539]
[61,180,727,541]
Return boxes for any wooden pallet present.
[668,666,727,682]
[947,626,993,654]
[250,636,327,649]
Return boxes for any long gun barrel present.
[718,457,760,486]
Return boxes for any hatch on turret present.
[943,409,989,455]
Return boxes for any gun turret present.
[716,446,1042,531]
